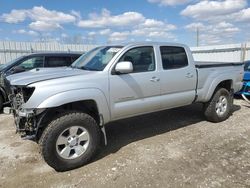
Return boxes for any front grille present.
[15,93,24,109]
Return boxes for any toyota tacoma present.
[5,42,243,171]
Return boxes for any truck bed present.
[195,61,244,102]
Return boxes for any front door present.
[109,46,161,120]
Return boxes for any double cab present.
[6,42,243,171]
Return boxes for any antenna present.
[196,27,199,47]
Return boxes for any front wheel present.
[39,112,101,172]
[203,88,232,123]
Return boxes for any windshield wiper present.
[70,65,85,70]
[80,66,100,71]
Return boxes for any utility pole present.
[196,27,199,47]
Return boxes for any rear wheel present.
[39,112,101,172]
[204,88,232,122]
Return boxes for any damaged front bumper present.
[5,85,46,141]
[4,106,45,140]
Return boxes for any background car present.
[0,52,82,110]
[235,60,250,97]
[243,60,250,81]
[240,60,250,101]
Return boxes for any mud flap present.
[99,114,107,145]
[229,89,234,114]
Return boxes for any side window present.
[160,46,188,70]
[19,56,44,70]
[45,56,71,67]
[119,46,155,73]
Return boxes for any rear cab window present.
[160,46,188,70]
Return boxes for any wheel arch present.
[205,79,233,102]
[36,99,104,142]
[35,88,110,124]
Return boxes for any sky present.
[0,0,250,46]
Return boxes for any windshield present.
[0,56,24,71]
[244,61,250,72]
[71,46,123,71]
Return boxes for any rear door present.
[159,46,197,109]
[109,46,161,120]
[44,56,72,67]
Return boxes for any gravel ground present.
[0,99,250,188]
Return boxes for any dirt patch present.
[10,142,22,147]
[0,99,250,188]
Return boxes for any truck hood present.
[6,67,89,86]
[243,71,250,81]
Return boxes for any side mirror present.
[115,61,133,74]
[11,66,26,74]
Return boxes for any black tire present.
[0,95,3,111]
[39,112,101,172]
[203,88,232,123]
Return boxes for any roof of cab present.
[24,52,83,57]
[130,42,189,48]
[99,42,189,48]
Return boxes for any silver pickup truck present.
[5,42,243,171]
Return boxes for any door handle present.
[150,76,160,82]
[185,73,194,78]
